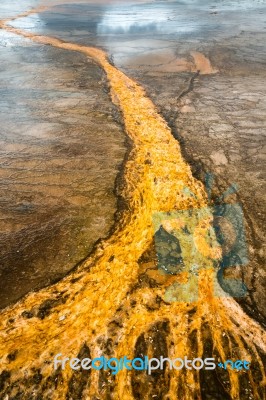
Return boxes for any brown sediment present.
[0,42,127,308]
[0,9,265,400]
[112,49,217,75]
[191,51,219,75]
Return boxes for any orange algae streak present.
[0,14,265,400]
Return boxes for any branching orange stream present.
[0,6,265,400]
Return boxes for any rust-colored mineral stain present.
[0,7,265,400]
[191,51,219,75]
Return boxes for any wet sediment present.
[0,30,126,308]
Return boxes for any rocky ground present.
[127,32,266,326]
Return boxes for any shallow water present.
[7,0,266,70]
[0,22,126,308]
